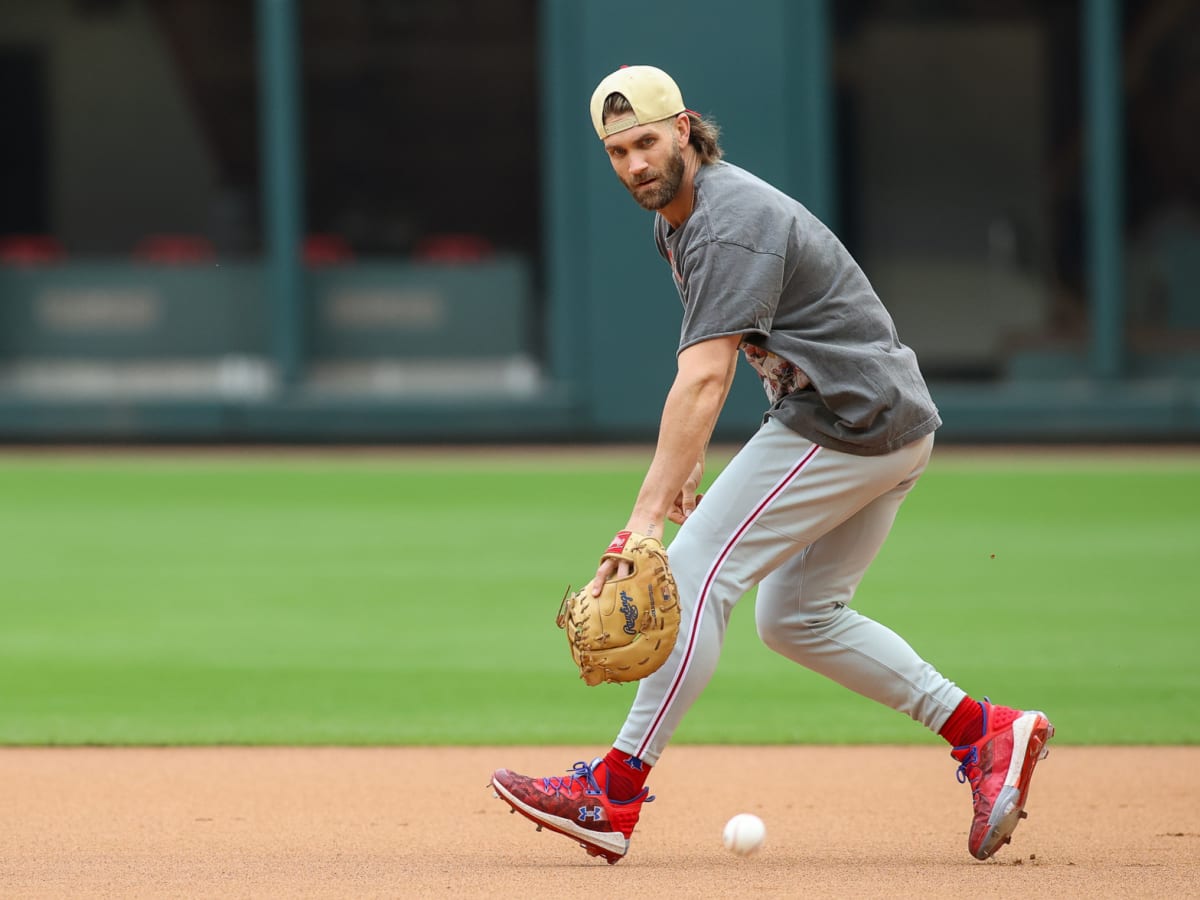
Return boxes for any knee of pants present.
[755,614,791,656]
[755,597,848,655]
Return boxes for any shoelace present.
[955,745,982,796]
[539,760,602,797]
[538,760,657,804]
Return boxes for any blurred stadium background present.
[0,0,1197,444]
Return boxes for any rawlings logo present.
[619,590,638,635]
[605,530,632,555]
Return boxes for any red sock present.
[939,696,984,747]
[601,748,651,800]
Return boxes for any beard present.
[623,142,686,211]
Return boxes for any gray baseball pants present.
[614,417,965,765]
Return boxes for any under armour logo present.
[578,806,603,822]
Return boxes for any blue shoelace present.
[955,746,980,786]
[539,760,602,796]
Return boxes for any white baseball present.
[722,813,766,856]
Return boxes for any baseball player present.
[491,65,1053,864]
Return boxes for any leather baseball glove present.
[556,531,681,686]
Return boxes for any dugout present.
[0,0,1197,443]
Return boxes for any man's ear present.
[675,112,691,148]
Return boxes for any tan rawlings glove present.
[556,531,681,686]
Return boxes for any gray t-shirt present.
[655,161,940,456]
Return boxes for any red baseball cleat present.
[490,758,652,864]
[951,698,1055,860]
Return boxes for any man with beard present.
[490,65,1053,865]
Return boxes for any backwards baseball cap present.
[590,65,690,140]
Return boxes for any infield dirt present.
[3,745,1196,898]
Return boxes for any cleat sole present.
[490,773,628,864]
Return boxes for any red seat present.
[413,233,495,263]
[133,234,216,264]
[303,233,355,266]
[0,234,66,265]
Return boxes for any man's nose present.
[627,153,649,175]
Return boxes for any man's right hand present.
[668,459,705,525]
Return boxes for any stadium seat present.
[413,233,495,263]
[0,234,66,265]
[133,234,216,264]
[303,233,355,266]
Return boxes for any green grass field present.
[1,448,1197,746]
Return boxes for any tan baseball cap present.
[590,65,688,140]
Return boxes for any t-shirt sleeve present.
[677,239,784,351]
